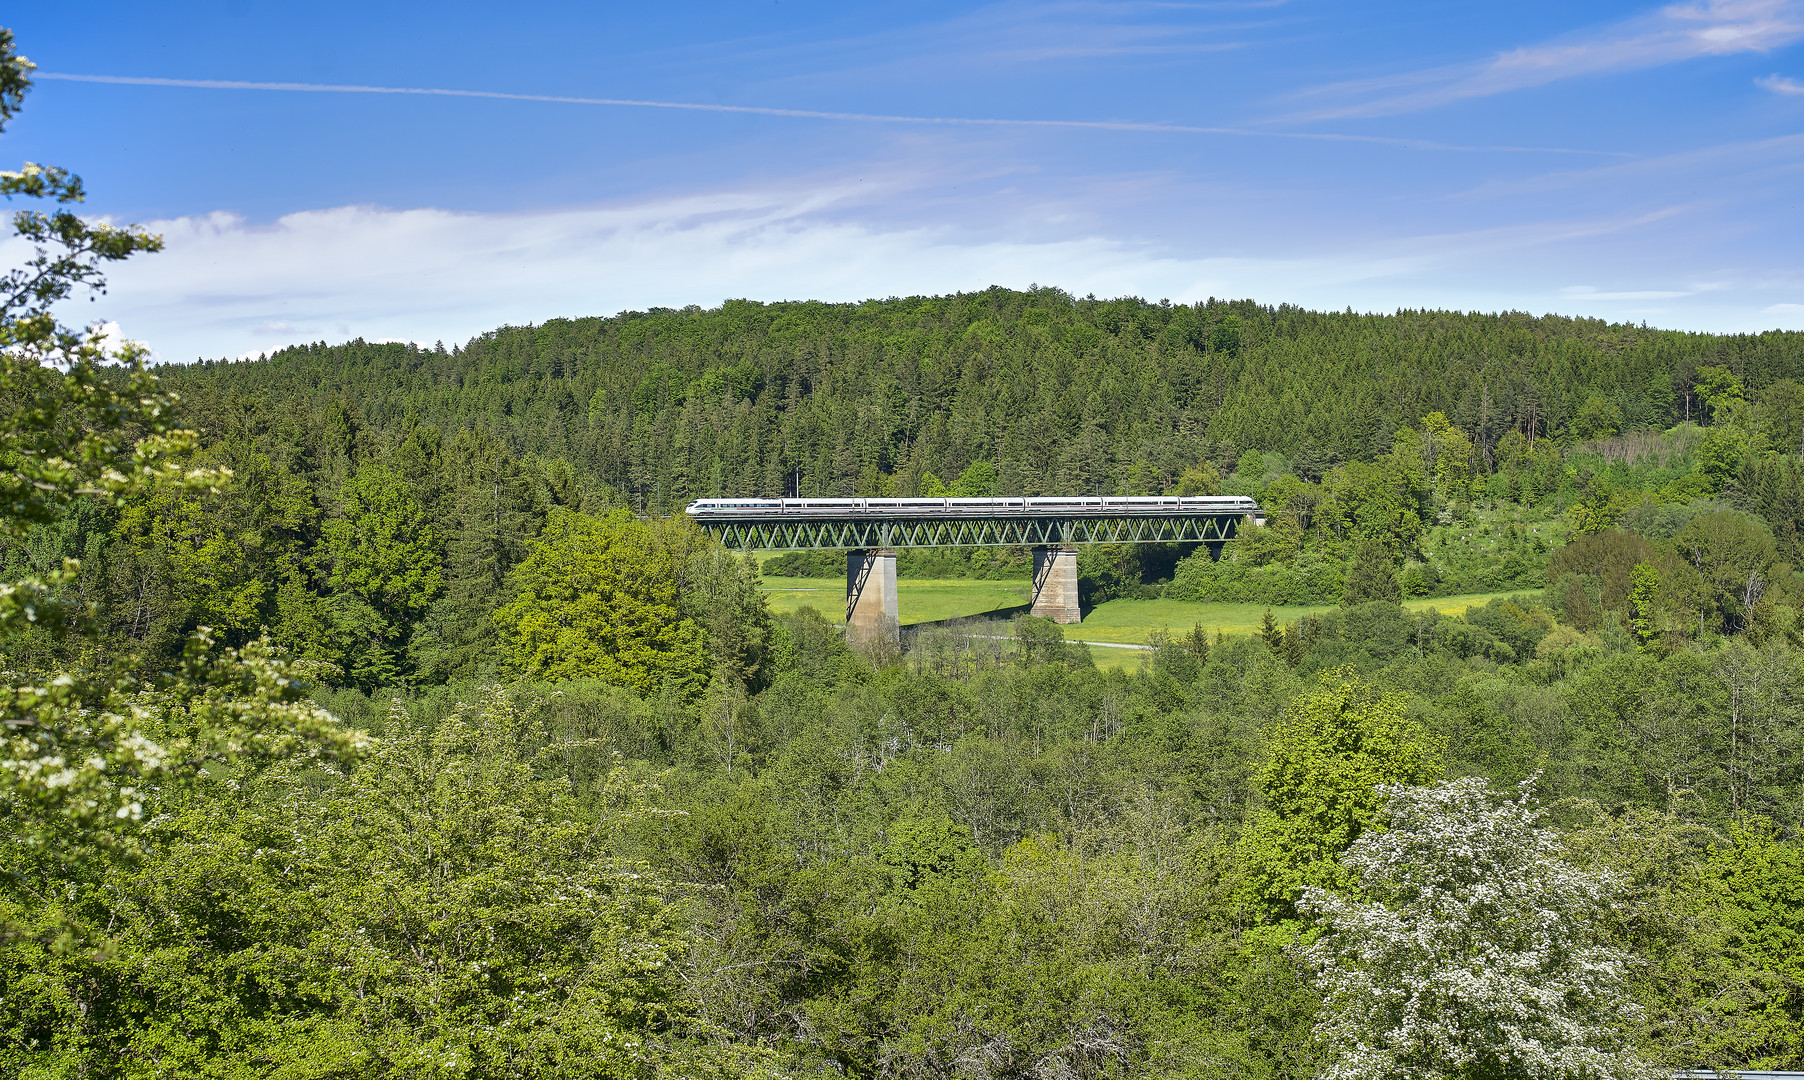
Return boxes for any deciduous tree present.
[494,508,710,696]
[1237,672,1443,923]
[1301,778,1644,1080]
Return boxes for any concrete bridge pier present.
[846,549,900,648]
[1030,546,1081,624]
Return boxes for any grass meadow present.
[760,573,1541,672]
[760,575,1032,625]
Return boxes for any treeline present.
[17,594,1804,1076]
[98,335,1804,683]
[160,290,1804,515]
[26,347,1804,695]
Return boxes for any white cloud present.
[1561,285,1695,300]
[1285,0,1804,119]
[1454,131,1804,202]
[10,180,1796,361]
[1758,72,1804,91]
[1765,301,1804,311]
[63,189,1332,359]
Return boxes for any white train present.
[685,495,1261,519]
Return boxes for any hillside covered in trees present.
[161,291,1804,513]
[29,290,1787,690]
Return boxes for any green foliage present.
[1757,379,1804,456]
[18,20,1804,1073]
[1012,613,1090,668]
[948,459,997,497]
[153,293,1804,517]
[1552,529,1655,610]
[0,687,770,1079]
[1169,550,1346,605]
[0,35,362,889]
[1672,511,1779,635]
[1342,542,1400,606]
[1565,650,1732,816]
[1698,426,1751,490]
[1237,672,1445,923]
[1175,461,1222,495]
[1076,543,1138,604]
[1569,472,1631,535]
[1318,451,1430,554]
[1574,393,1626,440]
[1696,364,1747,419]
[1559,804,1757,1073]
[1628,562,1659,647]
[1237,514,1306,567]
[1710,820,1804,1065]
[317,462,442,687]
[494,508,710,696]
[682,544,775,691]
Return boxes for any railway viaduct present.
[685,496,1262,647]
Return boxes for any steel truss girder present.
[702,513,1243,550]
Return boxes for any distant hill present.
[160,287,1804,513]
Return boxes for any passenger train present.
[685,495,1261,519]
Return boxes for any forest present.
[7,26,1804,1080]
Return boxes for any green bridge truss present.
[698,511,1249,550]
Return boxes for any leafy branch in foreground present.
[0,26,363,886]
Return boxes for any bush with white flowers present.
[1300,777,1650,1080]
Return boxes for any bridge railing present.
[685,495,1259,521]
[685,497,1261,551]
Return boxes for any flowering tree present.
[1299,778,1649,1080]
[0,30,361,875]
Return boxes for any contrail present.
[37,72,1626,157]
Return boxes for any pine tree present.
[1344,542,1402,605]
[1260,608,1282,652]
[410,428,540,681]
[1184,621,1211,662]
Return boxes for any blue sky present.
[7,0,1804,359]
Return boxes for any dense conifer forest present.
[162,293,1804,514]
[12,27,1804,1078]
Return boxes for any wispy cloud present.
[705,0,1278,80]
[870,0,1272,64]
[1451,131,1804,202]
[1758,72,1804,91]
[33,72,1620,156]
[13,179,1773,361]
[1561,284,1713,300]
[1284,0,1804,120]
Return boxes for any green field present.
[760,575,1539,649]
[760,576,1032,625]
[1070,591,1541,645]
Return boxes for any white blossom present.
[1299,777,1652,1080]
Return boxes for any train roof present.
[684,495,1260,516]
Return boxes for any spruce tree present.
[1344,541,1402,605]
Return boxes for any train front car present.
[685,498,788,519]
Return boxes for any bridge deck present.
[685,497,1261,550]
